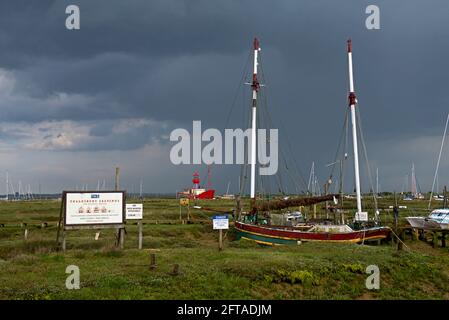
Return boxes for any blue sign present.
[213,215,228,220]
[91,194,100,198]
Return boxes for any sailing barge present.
[234,38,390,245]
[235,222,390,245]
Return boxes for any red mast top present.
[252,37,260,92]
[253,38,260,50]
[347,39,352,53]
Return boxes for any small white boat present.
[406,209,449,230]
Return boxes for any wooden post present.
[62,232,66,252]
[56,192,66,246]
[432,232,438,248]
[441,232,446,248]
[412,228,418,241]
[444,186,448,209]
[219,229,223,251]
[119,228,125,249]
[313,204,317,219]
[397,228,403,250]
[114,170,126,248]
[138,221,143,250]
[236,195,242,221]
[24,229,28,241]
[171,264,180,276]
[401,229,406,242]
[418,229,425,241]
[115,167,120,191]
[150,253,157,269]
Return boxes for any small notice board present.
[355,211,368,222]
[213,215,229,230]
[126,204,143,220]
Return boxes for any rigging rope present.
[258,57,308,194]
[428,113,449,210]
[355,107,378,220]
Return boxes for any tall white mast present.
[347,39,362,214]
[6,171,8,201]
[140,178,143,198]
[376,167,379,195]
[250,38,260,199]
[411,163,417,197]
[429,115,448,209]
[308,162,315,195]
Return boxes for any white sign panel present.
[65,192,124,226]
[355,211,369,222]
[213,215,229,230]
[126,204,143,220]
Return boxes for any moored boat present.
[235,221,390,245]
[406,209,449,230]
[232,38,390,246]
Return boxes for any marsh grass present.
[0,197,448,299]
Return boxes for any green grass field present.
[0,197,448,300]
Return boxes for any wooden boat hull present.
[235,221,390,245]
[406,217,449,230]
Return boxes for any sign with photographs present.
[64,191,125,228]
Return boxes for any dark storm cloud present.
[0,0,449,192]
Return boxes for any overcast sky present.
[1,0,449,194]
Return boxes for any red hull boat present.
[235,221,390,245]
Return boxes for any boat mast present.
[376,167,379,196]
[250,38,260,200]
[140,178,143,198]
[6,171,8,201]
[411,162,417,197]
[347,39,362,214]
[429,114,449,208]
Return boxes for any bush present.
[265,269,319,286]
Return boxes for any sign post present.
[213,215,229,251]
[179,198,190,223]
[126,203,144,249]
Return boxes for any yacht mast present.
[6,171,8,201]
[140,178,143,198]
[376,167,379,196]
[411,163,417,197]
[347,39,362,214]
[429,113,449,208]
[250,38,260,200]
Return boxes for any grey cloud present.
[0,1,448,192]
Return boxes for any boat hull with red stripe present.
[235,221,390,245]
